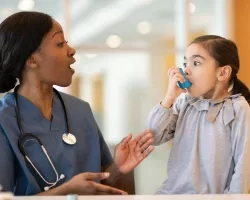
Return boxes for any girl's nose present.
[184,68,190,75]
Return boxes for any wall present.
[234,0,250,87]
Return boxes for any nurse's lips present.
[71,58,76,65]
[69,66,75,73]
[69,58,76,73]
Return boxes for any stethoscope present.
[14,86,77,191]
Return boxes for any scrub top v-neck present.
[0,90,112,195]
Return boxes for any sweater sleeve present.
[146,94,185,145]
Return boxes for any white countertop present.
[4,194,250,200]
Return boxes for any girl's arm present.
[146,94,185,145]
[225,99,250,193]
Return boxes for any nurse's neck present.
[17,81,54,121]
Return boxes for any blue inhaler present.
[177,68,192,89]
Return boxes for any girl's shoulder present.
[231,94,250,112]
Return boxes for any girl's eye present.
[183,62,187,68]
[194,61,201,66]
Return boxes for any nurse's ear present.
[25,55,38,69]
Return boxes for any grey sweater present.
[146,93,250,194]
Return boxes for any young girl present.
[146,35,250,194]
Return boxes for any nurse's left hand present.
[113,129,154,174]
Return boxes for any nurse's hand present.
[113,129,154,174]
[66,172,127,195]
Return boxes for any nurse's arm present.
[36,172,127,195]
[0,129,15,193]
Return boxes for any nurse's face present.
[31,20,76,87]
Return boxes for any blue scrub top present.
[0,90,113,195]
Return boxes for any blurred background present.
[0,0,249,194]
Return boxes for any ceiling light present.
[137,21,152,35]
[70,0,153,45]
[189,2,196,14]
[106,35,122,49]
[18,0,35,11]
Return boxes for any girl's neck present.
[202,89,230,103]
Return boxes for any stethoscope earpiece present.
[44,186,49,191]
[43,174,65,191]
[60,174,65,179]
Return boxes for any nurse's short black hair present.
[0,11,53,93]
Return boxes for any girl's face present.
[183,43,225,99]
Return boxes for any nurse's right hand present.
[66,172,128,195]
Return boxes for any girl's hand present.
[162,67,186,108]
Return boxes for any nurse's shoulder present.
[0,92,16,121]
[57,91,94,117]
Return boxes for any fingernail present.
[121,192,128,195]
[103,172,110,177]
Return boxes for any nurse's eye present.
[193,61,201,66]
[57,40,68,47]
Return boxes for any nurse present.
[0,11,154,195]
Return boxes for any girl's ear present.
[217,65,232,82]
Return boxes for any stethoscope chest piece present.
[62,133,76,145]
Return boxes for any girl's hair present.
[190,35,250,104]
[0,11,53,93]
